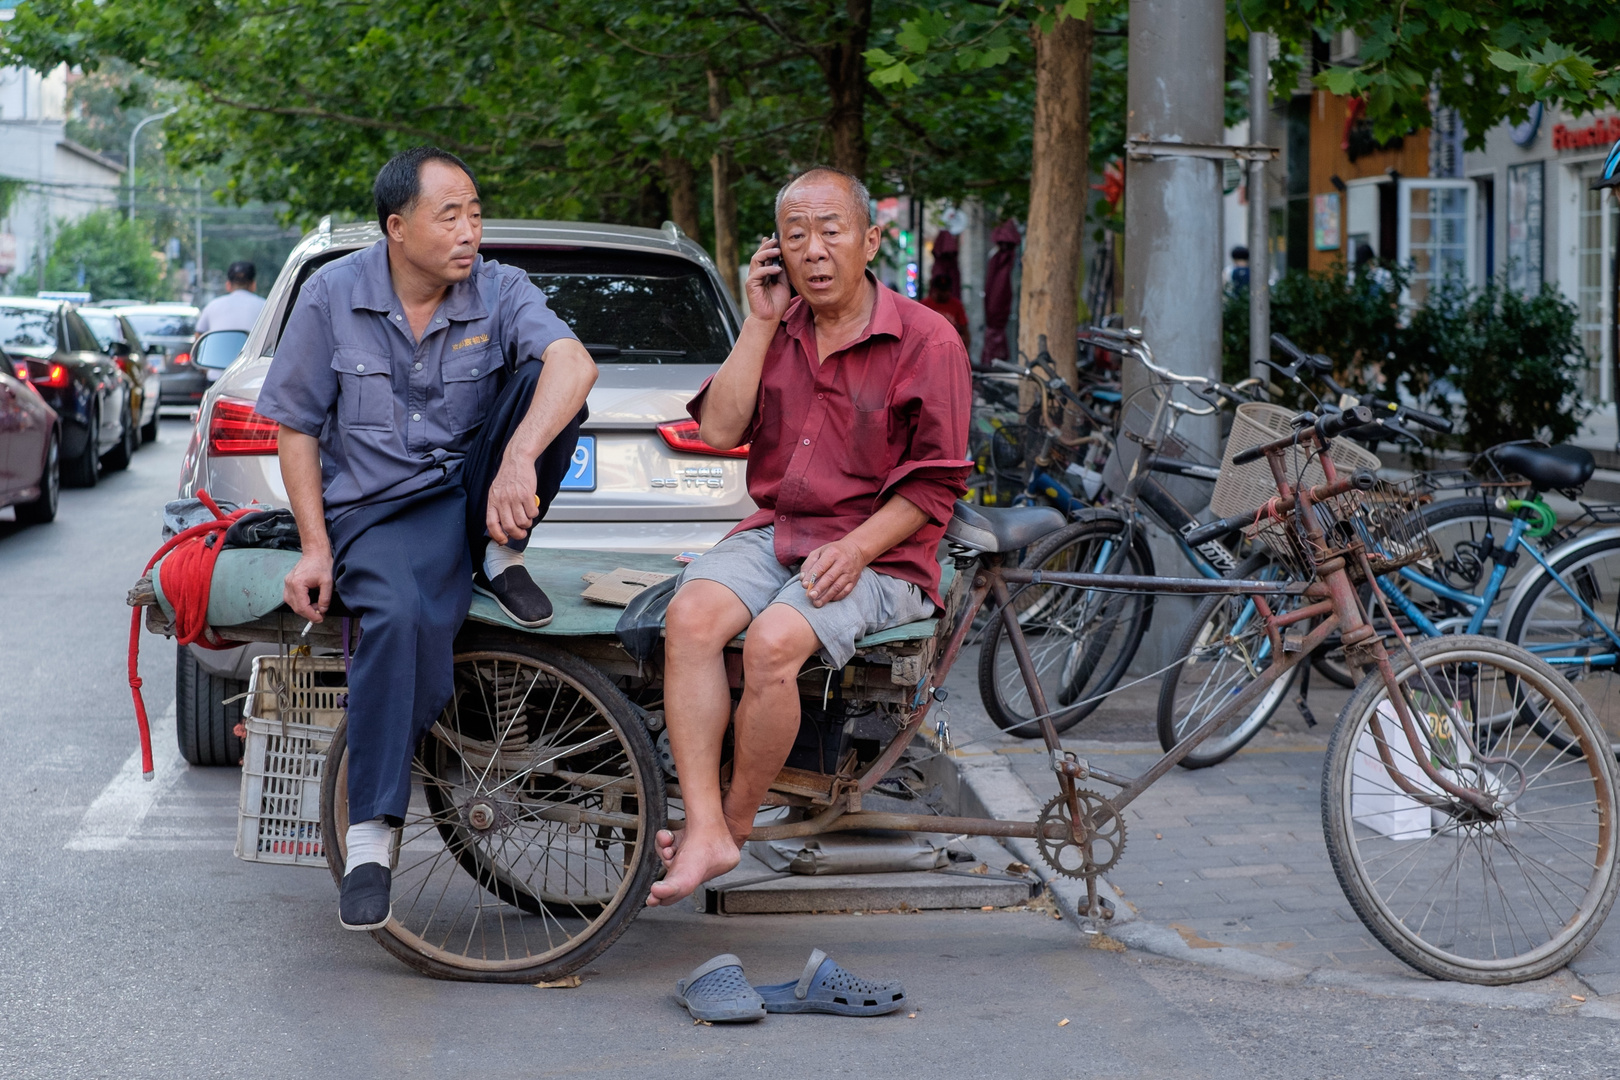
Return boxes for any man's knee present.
[741,606,818,684]
[665,582,745,656]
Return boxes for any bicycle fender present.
[1498,524,1620,636]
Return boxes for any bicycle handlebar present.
[1230,405,1375,466]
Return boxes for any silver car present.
[171,217,753,764]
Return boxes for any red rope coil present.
[129,491,253,779]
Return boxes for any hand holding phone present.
[746,233,791,322]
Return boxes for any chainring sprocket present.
[1035,789,1127,878]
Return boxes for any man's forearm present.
[504,339,598,465]
[278,426,330,555]
[697,316,776,450]
[845,495,929,563]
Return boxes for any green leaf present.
[1319,67,1360,96]
[1061,0,1092,21]
[895,21,931,55]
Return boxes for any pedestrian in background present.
[1224,245,1250,291]
[919,272,970,348]
[195,261,266,335]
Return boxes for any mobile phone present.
[766,233,782,270]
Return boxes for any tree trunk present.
[1017,14,1092,421]
[661,152,701,240]
[708,70,740,304]
[823,0,872,176]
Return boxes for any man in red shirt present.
[648,167,972,906]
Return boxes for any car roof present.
[108,304,200,316]
[0,296,64,311]
[320,218,718,264]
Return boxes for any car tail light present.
[208,398,280,456]
[173,352,191,365]
[656,419,748,458]
[38,363,70,389]
[11,361,26,381]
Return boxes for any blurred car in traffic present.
[0,348,59,524]
[0,297,136,487]
[110,304,201,409]
[173,216,750,765]
[79,307,161,444]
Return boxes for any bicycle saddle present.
[1490,443,1595,492]
[946,501,1066,553]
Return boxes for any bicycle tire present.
[1313,495,1520,688]
[1322,635,1620,984]
[320,633,664,982]
[978,515,1153,738]
[1502,533,1620,759]
[1156,552,1302,768]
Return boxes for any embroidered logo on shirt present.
[452,333,490,351]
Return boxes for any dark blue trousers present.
[329,361,586,824]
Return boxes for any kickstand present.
[1294,654,1318,728]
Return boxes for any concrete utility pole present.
[1248,30,1272,380]
[1122,0,1226,664]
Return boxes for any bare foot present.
[646,828,739,907]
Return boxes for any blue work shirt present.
[257,239,578,516]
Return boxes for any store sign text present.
[1553,117,1620,152]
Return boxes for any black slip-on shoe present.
[339,862,392,931]
[473,567,554,628]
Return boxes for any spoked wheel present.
[1157,553,1303,768]
[1323,635,1620,984]
[321,638,664,982]
[1502,534,1620,759]
[978,516,1153,738]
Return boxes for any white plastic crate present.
[235,655,347,867]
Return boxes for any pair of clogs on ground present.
[675,949,907,1022]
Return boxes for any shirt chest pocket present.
[843,405,892,477]
[330,348,395,432]
[442,345,502,436]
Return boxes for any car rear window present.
[491,250,734,364]
[0,307,57,352]
[79,311,124,351]
[125,312,197,337]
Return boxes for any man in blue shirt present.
[256,146,596,930]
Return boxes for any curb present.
[947,747,1617,1018]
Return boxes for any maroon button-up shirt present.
[688,279,972,605]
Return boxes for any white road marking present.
[66,703,184,851]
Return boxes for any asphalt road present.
[2,419,1616,1079]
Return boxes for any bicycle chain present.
[1035,789,1127,878]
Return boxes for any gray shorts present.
[678,526,935,668]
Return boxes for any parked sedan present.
[110,304,200,409]
[0,349,59,524]
[0,298,135,487]
[172,216,750,765]
[80,307,161,444]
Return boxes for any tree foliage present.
[0,0,1033,237]
[1244,1,1620,148]
[42,209,164,299]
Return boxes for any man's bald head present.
[774,167,872,231]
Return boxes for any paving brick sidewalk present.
[939,649,1620,997]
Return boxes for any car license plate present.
[561,435,596,491]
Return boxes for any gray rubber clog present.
[752,949,908,1016]
[675,953,768,1023]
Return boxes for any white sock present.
[484,540,527,579]
[345,817,394,874]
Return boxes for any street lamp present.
[128,108,179,222]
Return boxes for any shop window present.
[1506,162,1544,293]
[1397,179,1476,306]
[1577,169,1617,400]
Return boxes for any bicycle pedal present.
[1283,631,1306,653]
